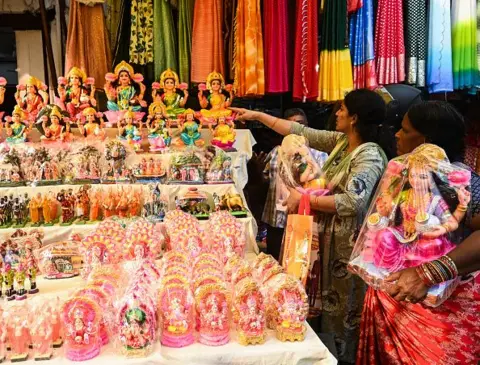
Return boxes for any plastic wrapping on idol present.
[80,232,123,279]
[233,277,266,346]
[194,282,230,346]
[21,146,67,187]
[167,151,205,184]
[0,311,6,362]
[349,144,471,307]
[277,134,329,196]
[101,139,134,183]
[263,274,308,342]
[6,303,30,361]
[204,146,234,184]
[158,283,195,347]
[115,291,157,358]
[123,219,162,273]
[35,241,82,279]
[0,145,27,187]
[208,211,246,262]
[62,297,102,361]
[30,306,54,360]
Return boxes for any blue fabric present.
[349,0,375,67]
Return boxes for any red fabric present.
[357,275,480,365]
[292,0,319,102]
[264,0,291,93]
[348,0,363,12]
[374,0,405,85]
[353,60,378,90]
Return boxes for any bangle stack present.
[416,255,459,287]
[456,204,468,212]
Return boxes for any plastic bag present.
[349,144,471,307]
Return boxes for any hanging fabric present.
[452,0,479,90]
[263,0,291,93]
[348,0,362,12]
[292,0,319,102]
[318,0,354,101]
[233,0,265,96]
[65,0,112,88]
[405,0,428,87]
[426,0,453,93]
[129,0,154,65]
[224,0,237,80]
[178,0,195,84]
[374,0,405,85]
[191,0,225,83]
[105,0,124,51]
[349,0,378,90]
[154,0,178,79]
[477,0,480,84]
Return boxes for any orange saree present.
[65,1,112,88]
[190,0,225,83]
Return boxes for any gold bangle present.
[441,223,450,232]
[456,205,468,212]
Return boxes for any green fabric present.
[154,0,178,79]
[130,0,154,65]
[321,0,348,51]
[178,0,195,84]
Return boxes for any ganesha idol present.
[15,76,49,123]
[195,283,230,346]
[349,145,471,303]
[80,233,121,279]
[198,71,234,119]
[62,297,102,361]
[56,67,96,121]
[104,61,146,125]
[158,283,195,347]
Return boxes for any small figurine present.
[0,311,7,362]
[5,106,30,144]
[62,297,102,361]
[205,147,234,184]
[104,61,146,125]
[152,68,188,121]
[14,261,27,300]
[30,312,53,361]
[209,116,236,150]
[198,71,234,119]
[146,103,171,152]
[177,109,204,147]
[117,109,143,151]
[89,189,102,222]
[177,188,211,219]
[15,76,48,123]
[7,308,30,361]
[0,76,6,109]
[2,262,15,301]
[81,233,120,279]
[49,298,64,347]
[37,105,73,143]
[24,242,40,294]
[168,152,205,184]
[56,67,96,121]
[158,284,195,348]
[219,193,247,217]
[103,140,130,183]
[78,107,106,140]
[57,190,75,225]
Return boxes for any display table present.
[24,277,336,365]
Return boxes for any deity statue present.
[209,116,236,150]
[37,105,73,143]
[146,103,171,152]
[152,68,188,121]
[0,76,6,107]
[198,71,234,119]
[56,67,96,120]
[104,61,146,124]
[177,109,204,147]
[118,304,156,358]
[236,283,266,345]
[78,107,106,140]
[5,106,30,144]
[31,314,53,361]
[15,76,48,123]
[8,311,30,361]
[117,109,143,151]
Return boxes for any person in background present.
[232,89,393,364]
[357,101,480,365]
[262,108,328,260]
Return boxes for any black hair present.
[344,89,395,159]
[284,108,307,122]
[326,102,342,131]
[406,101,466,163]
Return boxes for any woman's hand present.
[457,186,471,206]
[229,107,259,123]
[282,187,302,214]
[422,225,447,239]
[385,267,428,303]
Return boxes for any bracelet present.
[439,255,459,277]
[441,222,450,232]
[416,266,434,287]
[456,205,468,212]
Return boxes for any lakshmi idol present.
[5,106,30,144]
[146,103,171,152]
[37,105,73,143]
[15,76,48,123]
[152,68,188,121]
[198,71,234,119]
[350,144,471,300]
[57,67,96,120]
[104,61,146,124]
[0,76,6,121]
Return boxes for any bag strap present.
[298,194,311,216]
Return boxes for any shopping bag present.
[281,194,313,286]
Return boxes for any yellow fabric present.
[233,0,265,96]
[318,49,354,102]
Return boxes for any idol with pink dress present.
[349,144,471,306]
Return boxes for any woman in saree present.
[232,89,393,364]
[356,101,480,365]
